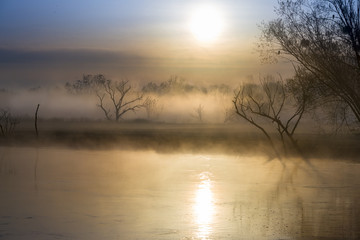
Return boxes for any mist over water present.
[1,146,359,239]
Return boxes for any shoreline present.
[0,120,359,161]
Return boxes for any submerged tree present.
[260,0,360,125]
[233,76,309,159]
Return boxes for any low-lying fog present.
[0,84,233,123]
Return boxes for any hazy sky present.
[0,0,284,88]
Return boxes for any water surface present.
[0,147,359,239]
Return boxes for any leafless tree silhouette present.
[96,79,144,121]
[66,74,144,121]
[260,0,360,125]
[143,96,162,120]
[191,104,204,123]
[0,109,19,137]
[233,76,308,160]
[65,74,105,94]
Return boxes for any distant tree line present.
[141,75,231,95]
[64,71,359,134]
[65,74,233,122]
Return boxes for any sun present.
[189,5,225,44]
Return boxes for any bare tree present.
[143,96,162,120]
[233,76,308,159]
[66,74,144,121]
[260,0,360,125]
[96,79,144,121]
[191,104,204,123]
[0,109,19,137]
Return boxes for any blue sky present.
[0,0,281,87]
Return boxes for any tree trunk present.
[35,104,40,138]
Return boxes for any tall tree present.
[260,0,360,123]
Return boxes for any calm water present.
[0,147,359,239]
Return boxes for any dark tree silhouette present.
[66,74,144,121]
[0,109,19,137]
[233,76,309,160]
[35,104,40,137]
[260,0,360,124]
[96,79,144,121]
[65,74,105,94]
[141,75,209,95]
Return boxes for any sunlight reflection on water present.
[193,171,214,240]
[1,148,360,239]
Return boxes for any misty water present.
[1,146,359,239]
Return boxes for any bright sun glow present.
[189,5,224,44]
